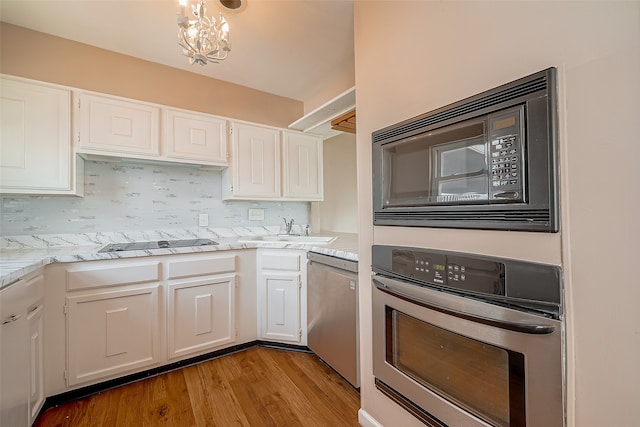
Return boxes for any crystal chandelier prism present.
[177,0,231,65]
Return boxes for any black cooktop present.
[98,239,219,253]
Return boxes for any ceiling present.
[0,0,355,107]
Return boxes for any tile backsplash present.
[0,160,309,236]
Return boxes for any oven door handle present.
[372,277,556,335]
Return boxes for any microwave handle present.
[372,276,555,335]
[493,191,520,199]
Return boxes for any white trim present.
[358,409,384,427]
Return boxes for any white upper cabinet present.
[76,92,160,158]
[225,122,281,199]
[224,123,324,201]
[0,76,83,196]
[282,132,323,200]
[163,108,228,166]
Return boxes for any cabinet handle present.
[28,304,43,314]
[27,304,43,319]
[2,314,21,325]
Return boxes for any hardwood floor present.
[35,346,361,427]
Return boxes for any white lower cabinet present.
[63,260,161,387]
[66,285,160,386]
[27,302,44,425]
[0,271,44,427]
[166,253,238,359]
[167,277,235,359]
[44,252,251,394]
[262,274,301,342]
[257,249,307,345]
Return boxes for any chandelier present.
[177,0,231,65]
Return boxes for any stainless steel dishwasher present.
[307,251,359,388]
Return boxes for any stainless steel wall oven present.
[372,68,559,232]
[372,245,564,427]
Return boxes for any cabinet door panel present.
[0,284,29,427]
[66,285,159,386]
[0,273,44,427]
[27,304,44,424]
[164,109,227,164]
[0,78,72,192]
[167,275,235,359]
[231,123,280,198]
[78,93,159,156]
[282,132,323,200]
[263,274,300,342]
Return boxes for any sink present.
[238,235,337,245]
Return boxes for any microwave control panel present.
[488,106,525,202]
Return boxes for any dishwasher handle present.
[307,252,358,274]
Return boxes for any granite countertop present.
[0,227,358,289]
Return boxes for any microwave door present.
[432,137,489,203]
[383,119,488,207]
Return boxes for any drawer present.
[261,251,302,271]
[166,254,236,279]
[66,262,161,291]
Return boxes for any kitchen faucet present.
[283,217,294,235]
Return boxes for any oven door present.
[372,275,564,427]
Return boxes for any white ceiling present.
[0,0,355,106]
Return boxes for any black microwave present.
[372,67,559,232]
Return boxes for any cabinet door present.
[77,93,160,157]
[27,304,44,425]
[167,275,235,359]
[164,109,228,165]
[282,132,323,200]
[0,77,75,194]
[0,283,29,427]
[66,285,159,386]
[230,122,280,198]
[262,273,301,343]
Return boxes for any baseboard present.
[359,408,385,427]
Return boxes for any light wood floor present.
[35,346,361,427]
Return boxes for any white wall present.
[313,132,358,233]
[354,2,640,427]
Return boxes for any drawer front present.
[261,251,301,271]
[66,262,160,291]
[166,254,236,279]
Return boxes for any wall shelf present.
[288,87,355,138]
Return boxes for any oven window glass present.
[383,120,488,206]
[386,308,525,426]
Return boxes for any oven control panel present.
[372,245,562,315]
[390,249,505,296]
